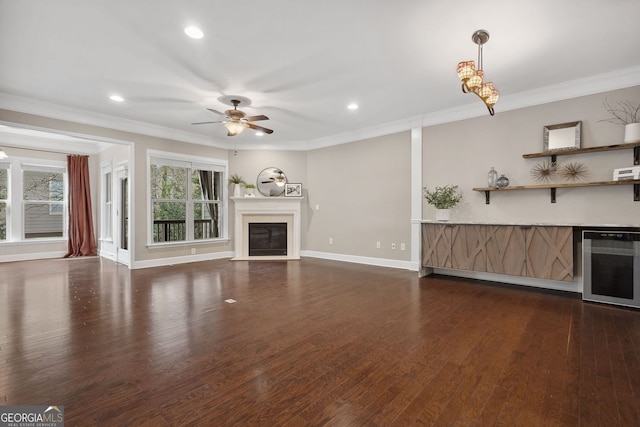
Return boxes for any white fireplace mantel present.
[231,197,303,260]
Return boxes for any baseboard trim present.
[132,251,234,269]
[301,250,419,271]
[0,251,67,263]
[430,268,581,293]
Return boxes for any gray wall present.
[305,131,412,260]
[422,86,640,226]
[227,149,308,247]
[2,85,639,267]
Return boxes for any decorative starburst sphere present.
[530,160,557,183]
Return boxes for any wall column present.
[410,126,422,271]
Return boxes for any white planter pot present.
[233,183,242,197]
[624,123,640,143]
[436,209,450,221]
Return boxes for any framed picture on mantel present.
[284,183,302,197]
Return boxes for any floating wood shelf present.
[473,180,640,204]
[474,142,640,204]
[522,141,640,163]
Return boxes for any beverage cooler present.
[582,231,640,309]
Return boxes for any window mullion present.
[149,151,227,245]
[186,168,194,241]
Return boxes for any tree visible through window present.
[23,170,64,239]
[150,157,225,243]
[0,167,7,240]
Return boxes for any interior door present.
[115,164,129,265]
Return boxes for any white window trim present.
[100,160,113,242]
[0,156,67,244]
[0,162,9,242]
[146,149,228,247]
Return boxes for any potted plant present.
[244,183,256,197]
[228,173,245,197]
[601,99,640,143]
[423,185,462,221]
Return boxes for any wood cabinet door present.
[451,225,487,271]
[486,225,526,276]
[421,224,451,268]
[526,226,573,281]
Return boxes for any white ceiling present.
[1,0,640,152]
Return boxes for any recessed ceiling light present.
[255,131,265,137]
[347,103,359,110]
[109,95,125,102]
[184,26,204,39]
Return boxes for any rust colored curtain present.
[64,155,97,257]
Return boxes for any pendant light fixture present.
[457,29,499,116]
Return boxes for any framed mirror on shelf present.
[256,167,287,196]
[543,121,581,151]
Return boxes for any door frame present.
[115,162,130,266]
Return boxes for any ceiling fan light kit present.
[457,29,500,116]
[224,121,246,136]
[191,97,273,137]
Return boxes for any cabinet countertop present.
[418,220,640,228]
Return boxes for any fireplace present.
[249,222,287,256]
[231,197,302,260]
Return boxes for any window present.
[0,159,67,243]
[149,151,226,245]
[0,165,7,241]
[23,167,65,239]
[49,180,64,215]
[101,161,113,241]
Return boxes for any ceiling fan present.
[191,99,273,136]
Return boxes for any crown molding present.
[496,65,640,114]
[1,65,639,152]
[305,65,640,148]
[0,92,231,150]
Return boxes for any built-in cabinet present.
[485,225,525,276]
[421,223,452,268]
[422,223,573,282]
[452,225,486,271]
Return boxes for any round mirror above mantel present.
[256,167,287,197]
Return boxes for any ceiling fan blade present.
[247,123,274,134]
[191,121,225,125]
[206,108,226,116]
[245,115,269,122]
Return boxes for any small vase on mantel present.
[233,183,242,198]
[436,209,451,222]
[624,123,640,143]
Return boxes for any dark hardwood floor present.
[1,257,639,426]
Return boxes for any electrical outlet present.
[329,237,333,245]
[391,243,396,250]
[376,241,381,249]
[191,248,196,255]
[400,243,406,251]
